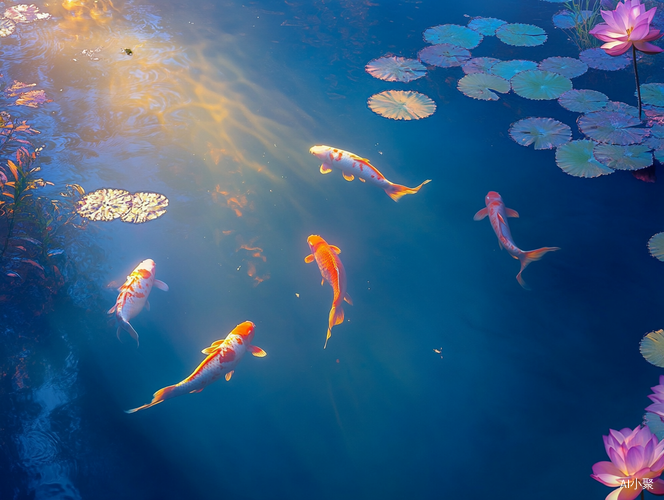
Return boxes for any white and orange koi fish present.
[474,191,559,289]
[309,145,431,202]
[125,321,266,413]
[108,259,168,346]
[305,235,352,348]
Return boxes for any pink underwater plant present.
[592,425,664,500]
[590,0,663,119]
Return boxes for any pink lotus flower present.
[646,375,664,419]
[590,0,663,55]
[592,425,664,499]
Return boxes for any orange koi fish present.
[474,191,560,289]
[126,321,266,413]
[309,145,430,202]
[108,259,168,346]
[304,235,352,348]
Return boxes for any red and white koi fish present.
[309,145,431,202]
[125,321,266,413]
[304,235,352,348]
[108,259,168,346]
[474,191,560,289]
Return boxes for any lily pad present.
[552,9,593,29]
[579,48,631,71]
[641,330,664,367]
[509,117,572,150]
[457,73,510,101]
[538,57,588,79]
[423,24,483,49]
[467,17,507,36]
[558,89,609,113]
[368,90,436,120]
[649,233,664,262]
[418,44,471,68]
[0,18,16,37]
[3,4,51,23]
[593,144,653,170]
[496,23,547,47]
[76,189,133,221]
[641,84,664,107]
[463,57,501,75]
[365,56,427,82]
[555,140,614,177]
[511,70,572,100]
[121,192,169,224]
[578,111,649,145]
[490,60,538,80]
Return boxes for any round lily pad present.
[555,140,614,177]
[538,57,588,79]
[552,9,593,29]
[0,18,16,37]
[457,73,510,101]
[121,192,169,224]
[641,329,664,367]
[648,233,664,261]
[509,117,572,150]
[4,4,51,23]
[490,60,538,80]
[579,48,631,71]
[467,17,507,36]
[641,84,664,107]
[423,24,483,49]
[593,144,653,170]
[367,90,436,120]
[463,57,501,75]
[604,101,640,117]
[578,111,648,145]
[558,89,609,113]
[365,56,427,82]
[496,23,547,47]
[418,44,470,68]
[76,188,133,221]
[511,70,572,100]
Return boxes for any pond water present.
[1,0,664,499]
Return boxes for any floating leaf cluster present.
[365,56,427,83]
[75,189,169,223]
[0,4,50,38]
[509,118,571,150]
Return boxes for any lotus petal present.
[580,47,631,70]
[462,57,501,75]
[640,83,664,107]
[558,89,609,113]
[496,23,547,47]
[593,144,653,170]
[490,60,538,80]
[649,233,664,262]
[365,56,427,82]
[467,17,507,36]
[538,57,588,78]
[509,117,572,150]
[457,73,510,101]
[76,189,133,221]
[121,192,169,224]
[367,90,436,120]
[552,9,593,29]
[418,44,470,68]
[555,140,614,177]
[423,24,483,49]
[4,4,51,23]
[511,70,572,100]
[641,330,664,367]
[578,111,649,145]
[0,18,16,37]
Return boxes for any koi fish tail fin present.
[516,247,560,289]
[384,179,431,202]
[125,385,178,414]
[324,305,345,349]
[117,320,140,347]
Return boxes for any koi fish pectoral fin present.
[359,178,365,183]
[153,279,169,291]
[321,278,325,286]
[320,164,333,174]
[473,208,488,221]
[189,388,204,393]
[304,254,315,264]
[201,347,217,355]
[330,245,341,254]
[107,304,117,314]
[225,371,234,381]
[505,208,519,218]
[342,172,355,181]
[144,300,150,311]
[248,345,267,357]
[344,292,353,305]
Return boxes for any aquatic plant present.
[0,18,15,37]
[640,83,664,107]
[509,117,572,150]
[417,44,470,68]
[591,425,664,499]
[648,232,664,261]
[120,192,169,223]
[495,23,547,46]
[489,60,538,80]
[367,90,436,120]
[558,89,609,112]
[590,0,663,119]
[462,57,501,75]
[511,70,572,100]
[555,140,614,177]
[642,334,664,368]
[577,110,649,144]
[457,73,510,101]
[594,143,652,169]
[538,56,588,78]
[555,0,601,51]
[423,24,483,49]
[75,189,169,223]
[3,4,51,23]
[467,17,507,36]
[365,56,427,82]
[579,47,632,70]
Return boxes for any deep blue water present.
[1,0,664,499]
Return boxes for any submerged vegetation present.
[559,0,602,51]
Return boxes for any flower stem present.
[633,44,643,121]
[641,488,645,500]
